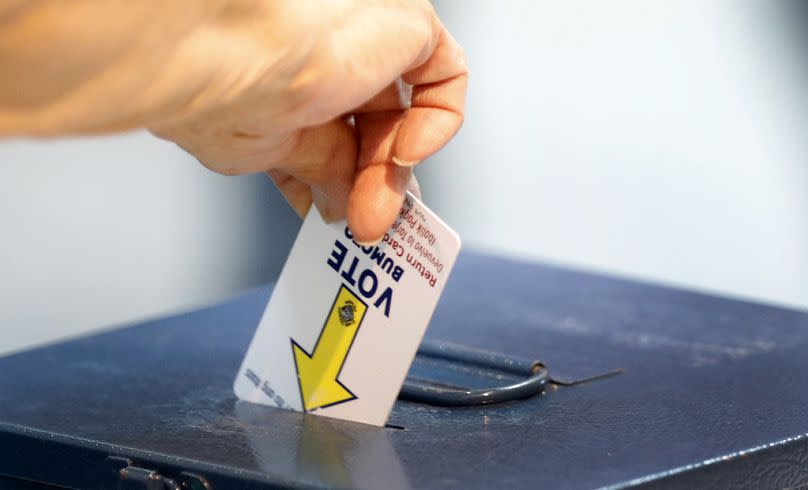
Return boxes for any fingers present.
[156,6,462,246]
[393,26,468,166]
[347,20,466,243]
[268,168,313,217]
[348,109,411,243]
[152,122,299,177]
[160,117,359,226]
[271,115,419,244]
[271,119,357,222]
[349,162,414,245]
[352,78,411,114]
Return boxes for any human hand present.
[151,1,467,243]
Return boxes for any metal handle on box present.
[399,341,550,406]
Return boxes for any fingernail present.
[356,236,384,247]
[392,156,418,167]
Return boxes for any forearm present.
[0,0,238,136]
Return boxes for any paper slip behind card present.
[234,193,461,426]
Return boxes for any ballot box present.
[1,251,808,489]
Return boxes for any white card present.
[234,193,461,426]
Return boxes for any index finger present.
[393,26,468,166]
[347,22,467,243]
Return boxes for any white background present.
[421,0,808,309]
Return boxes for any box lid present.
[1,252,808,489]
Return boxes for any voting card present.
[234,193,461,426]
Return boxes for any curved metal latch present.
[399,341,623,407]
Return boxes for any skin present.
[0,0,467,243]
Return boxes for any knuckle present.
[280,40,338,124]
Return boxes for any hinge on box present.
[107,457,210,490]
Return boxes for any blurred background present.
[1,0,806,355]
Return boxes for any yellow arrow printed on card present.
[291,285,368,412]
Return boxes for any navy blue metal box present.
[1,252,808,488]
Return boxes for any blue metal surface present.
[1,251,808,488]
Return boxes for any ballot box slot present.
[399,340,623,407]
